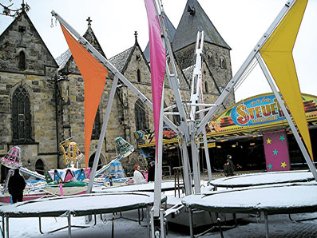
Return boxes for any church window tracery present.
[12,86,33,143]
[135,99,148,131]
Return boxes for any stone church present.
[0,0,234,180]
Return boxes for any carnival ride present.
[1,0,316,238]
[0,136,136,203]
[95,137,134,179]
[50,0,317,237]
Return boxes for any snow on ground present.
[5,211,317,237]
[209,170,314,188]
[2,171,317,237]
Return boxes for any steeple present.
[21,0,26,12]
[134,31,138,43]
[187,0,195,15]
[57,17,106,73]
[82,17,106,57]
[86,17,92,27]
[172,0,230,53]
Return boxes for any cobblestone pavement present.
[227,214,317,238]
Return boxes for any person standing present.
[8,169,26,203]
[147,161,155,182]
[223,155,235,177]
[133,163,146,184]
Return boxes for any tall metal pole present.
[154,0,193,195]
[153,87,165,217]
[87,76,119,193]
[189,31,205,193]
[180,139,192,195]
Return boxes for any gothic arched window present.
[137,69,141,83]
[35,159,45,175]
[205,81,209,93]
[220,56,227,69]
[135,99,148,131]
[18,51,26,70]
[12,86,33,143]
[207,52,215,67]
[92,108,101,139]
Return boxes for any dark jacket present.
[147,164,155,182]
[224,159,235,177]
[8,169,26,196]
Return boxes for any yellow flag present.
[260,0,313,159]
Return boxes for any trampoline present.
[0,192,167,238]
[210,170,314,189]
[93,181,179,193]
[182,183,317,238]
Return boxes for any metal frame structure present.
[153,0,317,196]
[50,11,178,195]
[189,0,317,182]
[183,183,317,238]
[52,0,317,237]
[0,192,160,238]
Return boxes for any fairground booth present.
[136,93,317,174]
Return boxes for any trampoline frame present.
[0,192,166,238]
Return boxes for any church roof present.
[109,46,134,73]
[143,14,176,62]
[82,27,106,58]
[56,49,71,70]
[56,24,106,74]
[0,10,58,72]
[172,0,231,52]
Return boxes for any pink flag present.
[144,0,166,158]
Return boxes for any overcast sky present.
[0,0,316,102]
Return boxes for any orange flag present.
[61,25,108,166]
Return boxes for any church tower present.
[172,0,234,107]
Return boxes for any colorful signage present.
[210,93,317,132]
[231,95,284,126]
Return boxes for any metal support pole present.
[189,208,194,238]
[217,217,224,238]
[160,209,166,238]
[5,216,8,238]
[257,54,317,181]
[263,212,269,238]
[1,214,5,238]
[180,139,192,195]
[201,127,212,181]
[146,206,150,238]
[190,138,201,194]
[152,82,165,218]
[39,216,44,234]
[150,209,155,238]
[112,213,115,238]
[87,76,119,193]
[67,214,72,238]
